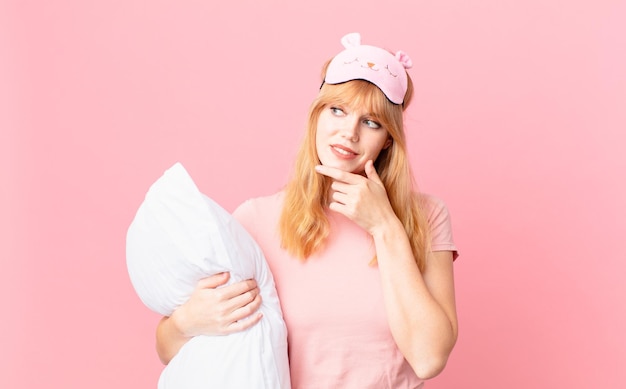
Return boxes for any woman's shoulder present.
[233,191,285,222]
[234,191,284,211]
[416,192,450,219]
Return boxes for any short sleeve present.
[424,195,459,260]
[232,192,284,244]
[233,199,260,239]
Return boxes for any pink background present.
[2,0,625,388]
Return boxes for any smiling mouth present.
[332,145,357,156]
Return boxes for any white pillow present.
[126,162,290,389]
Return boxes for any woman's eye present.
[364,119,381,129]
[330,107,345,116]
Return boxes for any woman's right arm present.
[156,272,264,364]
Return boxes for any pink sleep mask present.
[324,32,413,105]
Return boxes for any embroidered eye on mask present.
[325,32,413,105]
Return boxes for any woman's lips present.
[330,144,357,160]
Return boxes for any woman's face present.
[315,103,392,175]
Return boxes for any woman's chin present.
[320,158,363,173]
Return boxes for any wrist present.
[170,307,193,338]
[370,214,404,240]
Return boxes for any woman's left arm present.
[373,221,458,380]
[316,161,458,380]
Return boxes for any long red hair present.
[279,64,431,271]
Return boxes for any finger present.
[330,180,353,194]
[228,291,263,322]
[196,272,230,290]
[315,165,361,184]
[327,200,348,216]
[223,286,261,314]
[331,190,351,205]
[364,160,383,185]
[225,311,264,335]
[215,279,258,301]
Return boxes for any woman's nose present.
[341,117,359,142]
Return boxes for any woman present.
[156,33,458,388]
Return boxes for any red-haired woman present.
[156,33,459,388]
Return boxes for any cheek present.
[366,134,391,156]
[315,118,333,145]
[314,127,324,149]
[314,127,328,159]
[315,136,323,156]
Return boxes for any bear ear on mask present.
[324,32,413,105]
